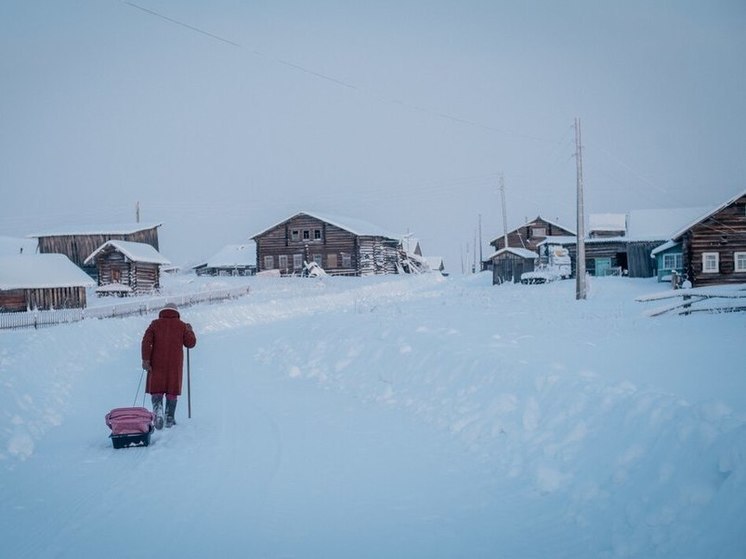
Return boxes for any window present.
[291,230,299,241]
[702,252,719,273]
[278,255,288,270]
[735,252,746,272]
[662,253,682,270]
[314,229,322,240]
[342,254,351,268]
[293,254,303,270]
[313,254,323,266]
[327,254,338,268]
[532,227,546,238]
[263,255,274,269]
[303,230,310,240]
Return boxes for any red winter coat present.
[141,308,197,396]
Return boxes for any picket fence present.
[0,286,251,331]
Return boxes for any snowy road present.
[2,274,744,558]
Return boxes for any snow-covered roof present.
[625,207,711,241]
[196,243,257,268]
[589,213,626,233]
[670,188,746,240]
[490,215,575,244]
[488,247,539,260]
[0,254,96,290]
[28,222,162,238]
[251,212,399,240]
[0,235,38,257]
[650,240,681,257]
[537,235,577,246]
[400,235,421,255]
[84,240,170,265]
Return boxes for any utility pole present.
[575,117,587,300]
[472,228,477,273]
[478,214,483,266]
[499,174,508,249]
[135,201,140,223]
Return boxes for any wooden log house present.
[251,212,400,276]
[84,240,170,295]
[671,189,746,287]
[29,223,162,278]
[0,254,95,312]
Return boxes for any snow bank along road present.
[1,274,744,558]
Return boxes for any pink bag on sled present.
[105,407,155,448]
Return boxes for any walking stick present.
[187,347,192,419]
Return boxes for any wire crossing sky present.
[1,0,744,269]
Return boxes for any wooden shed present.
[84,240,170,295]
[29,223,162,278]
[193,243,257,277]
[490,247,538,284]
[0,254,95,312]
[671,189,746,287]
[251,212,401,276]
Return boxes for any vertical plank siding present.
[35,227,160,272]
[0,287,86,312]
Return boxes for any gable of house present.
[491,216,575,252]
[672,189,746,287]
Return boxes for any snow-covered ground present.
[1,272,744,558]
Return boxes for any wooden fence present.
[0,286,250,331]
[636,284,746,317]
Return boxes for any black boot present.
[165,399,177,428]
[152,395,164,430]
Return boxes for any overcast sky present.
[1,0,744,271]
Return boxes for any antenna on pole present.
[575,118,587,300]
[499,174,509,248]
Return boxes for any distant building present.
[84,240,170,296]
[488,247,538,284]
[0,254,96,312]
[193,244,257,277]
[29,223,162,278]
[251,211,400,276]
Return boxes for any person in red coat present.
[141,303,197,429]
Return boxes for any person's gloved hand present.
[142,360,151,372]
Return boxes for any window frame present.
[735,251,746,272]
[662,253,682,270]
[702,252,719,274]
[278,255,288,270]
[263,255,274,269]
[293,254,303,270]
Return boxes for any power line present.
[119,1,561,144]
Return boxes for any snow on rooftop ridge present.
[0,236,38,257]
[83,240,170,265]
[27,222,162,238]
[487,247,539,259]
[252,211,399,240]
[200,243,257,268]
[0,254,96,290]
[589,213,627,232]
